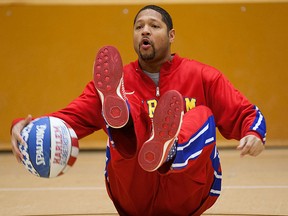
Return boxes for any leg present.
[137,99,221,215]
[170,105,222,215]
[105,104,221,215]
[138,90,184,172]
[93,46,144,158]
[118,105,221,215]
[93,46,129,128]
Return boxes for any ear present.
[169,29,175,43]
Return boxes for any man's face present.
[133,9,174,63]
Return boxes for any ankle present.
[166,140,177,162]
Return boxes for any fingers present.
[21,114,33,129]
[237,135,264,157]
[237,136,253,157]
[11,115,32,163]
[249,139,264,156]
[11,130,27,163]
[11,135,22,163]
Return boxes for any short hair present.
[133,5,173,31]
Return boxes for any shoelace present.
[166,140,177,161]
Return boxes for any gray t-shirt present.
[143,70,160,86]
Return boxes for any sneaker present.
[93,46,129,128]
[138,90,184,172]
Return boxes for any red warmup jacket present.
[25,54,264,143]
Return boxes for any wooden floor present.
[1,147,288,216]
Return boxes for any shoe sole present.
[93,46,129,128]
[138,90,184,172]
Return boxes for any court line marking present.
[0,186,106,191]
[1,185,288,192]
[223,185,288,189]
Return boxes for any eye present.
[135,25,143,30]
[151,23,160,29]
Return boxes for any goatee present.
[139,46,156,61]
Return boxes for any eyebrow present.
[135,17,161,24]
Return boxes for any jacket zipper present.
[136,68,160,97]
[156,86,160,97]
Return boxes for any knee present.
[185,105,213,120]
[179,106,216,143]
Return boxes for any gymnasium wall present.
[1,1,288,150]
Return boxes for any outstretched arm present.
[203,66,266,156]
[11,81,106,162]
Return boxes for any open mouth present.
[141,38,152,49]
[142,39,150,45]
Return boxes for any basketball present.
[18,116,79,178]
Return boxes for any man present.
[11,5,266,216]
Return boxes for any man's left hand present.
[237,134,265,157]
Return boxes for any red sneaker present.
[138,90,184,172]
[93,46,129,128]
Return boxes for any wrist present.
[245,131,265,144]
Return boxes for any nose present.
[141,25,151,36]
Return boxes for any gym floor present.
[1,146,288,216]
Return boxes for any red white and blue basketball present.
[18,116,79,178]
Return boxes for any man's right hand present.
[11,115,32,163]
